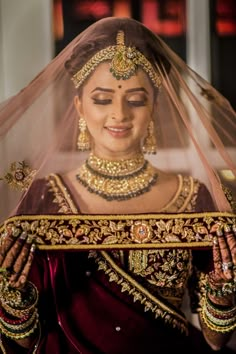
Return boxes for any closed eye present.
[128,100,147,107]
[92,98,112,105]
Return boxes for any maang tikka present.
[72,31,162,89]
[142,120,157,154]
[77,117,91,151]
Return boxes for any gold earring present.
[77,117,91,151]
[142,120,157,154]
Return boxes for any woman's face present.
[74,62,155,159]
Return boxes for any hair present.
[64,17,171,92]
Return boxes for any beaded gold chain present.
[72,31,162,90]
[76,153,158,201]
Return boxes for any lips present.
[107,127,129,132]
[105,126,132,137]
[106,126,131,131]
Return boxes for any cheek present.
[84,106,103,126]
[85,111,105,136]
[136,112,151,133]
[139,123,149,138]
[83,99,109,118]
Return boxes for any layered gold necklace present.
[76,153,158,201]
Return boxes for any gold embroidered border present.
[90,250,188,333]
[0,337,7,354]
[0,212,235,250]
[48,173,199,215]
[0,325,41,354]
[47,174,78,214]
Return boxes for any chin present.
[107,145,136,155]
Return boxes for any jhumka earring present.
[77,117,91,151]
[142,120,157,154]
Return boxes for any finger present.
[11,243,36,289]
[9,238,34,283]
[224,227,236,266]
[0,229,16,265]
[1,231,28,270]
[212,231,222,274]
[218,226,233,280]
[233,224,236,235]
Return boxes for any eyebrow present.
[91,87,114,93]
[91,87,148,93]
[126,87,148,93]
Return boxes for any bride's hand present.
[207,224,236,307]
[0,228,36,289]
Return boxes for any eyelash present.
[92,99,147,107]
[93,99,112,105]
[128,100,146,107]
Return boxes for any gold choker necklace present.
[76,153,158,201]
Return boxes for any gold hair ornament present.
[72,31,162,89]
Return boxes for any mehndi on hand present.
[201,224,236,333]
[0,228,39,340]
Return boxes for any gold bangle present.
[0,308,37,331]
[0,281,38,318]
[205,296,236,318]
[201,310,236,333]
[0,315,39,340]
[204,305,236,326]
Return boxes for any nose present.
[111,98,130,122]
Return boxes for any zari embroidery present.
[222,184,236,213]
[3,213,231,249]
[14,173,233,333]
[128,175,199,301]
[160,175,198,212]
[47,174,77,214]
[0,335,7,354]
[129,249,191,287]
[89,250,188,334]
[0,161,36,191]
[45,174,188,330]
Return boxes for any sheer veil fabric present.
[0,16,235,228]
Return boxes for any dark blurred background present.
[53,0,236,110]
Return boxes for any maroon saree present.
[1,174,235,354]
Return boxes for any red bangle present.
[0,306,30,324]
